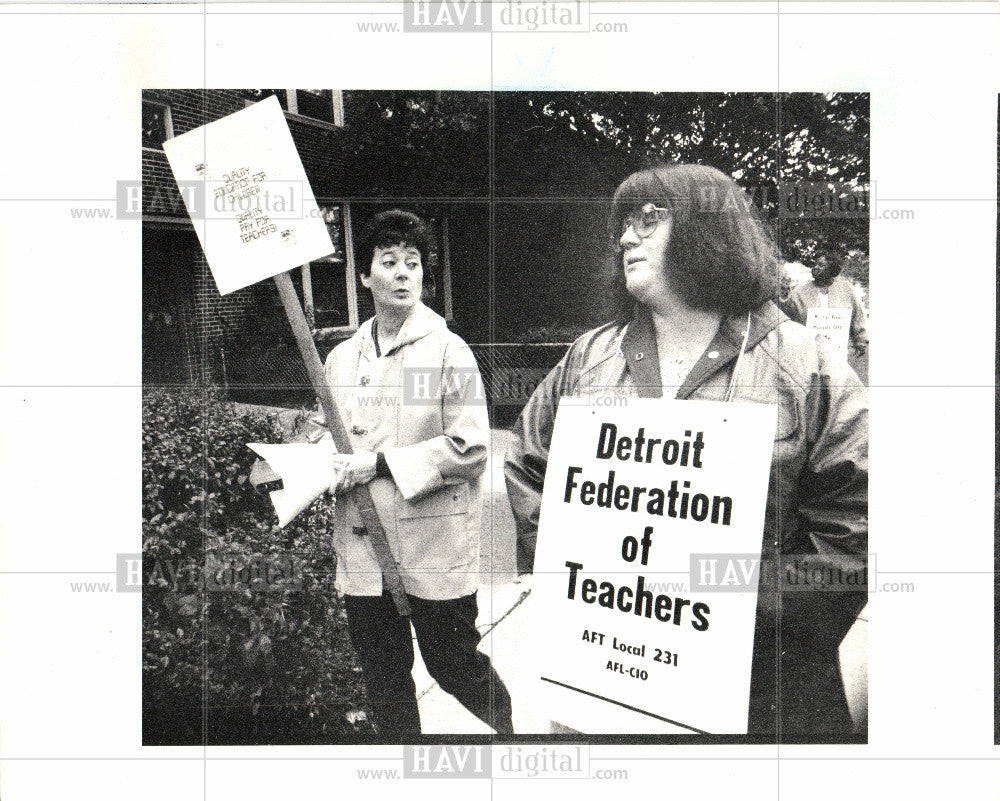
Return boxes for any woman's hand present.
[329,450,378,494]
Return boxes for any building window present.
[301,203,358,333]
[417,212,454,323]
[287,90,344,126]
[142,101,173,149]
[241,89,287,108]
[241,89,344,128]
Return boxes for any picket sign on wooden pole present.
[158,97,409,612]
[273,271,411,616]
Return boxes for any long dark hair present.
[607,164,780,320]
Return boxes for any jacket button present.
[635,352,644,361]
[708,351,719,359]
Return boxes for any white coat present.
[322,303,489,600]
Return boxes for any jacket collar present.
[620,301,786,399]
[356,302,447,362]
[619,309,662,398]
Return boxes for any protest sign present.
[162,95,334,295]
[806,306,852,361]
[161,96,410,615]
[526,398,776,734]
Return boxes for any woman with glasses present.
[504,164,868,741]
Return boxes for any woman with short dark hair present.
[505,164,868,741]
[355,209,435,277]
[324,208,514,738]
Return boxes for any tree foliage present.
[297,89,868,270]
[339,90,489,198]
[238,90,868,269]
[495,91,869,268]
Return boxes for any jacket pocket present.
[396,483,475,569]
[397,482,470,519]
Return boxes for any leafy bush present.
[142,388,374,744]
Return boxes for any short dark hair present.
[607,164,780,318]
[355,209,433,276]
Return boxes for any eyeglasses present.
[620,203,671,239]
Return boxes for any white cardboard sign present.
[246,440,335,529]
[526,398,776,734]
[162,95,334,295]
[806,306,852,361]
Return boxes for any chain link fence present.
[469,343,569,427]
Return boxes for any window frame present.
[141,100,173,152]
[283,89,345,130]
[306,201,359,336]
[439,214,455,323]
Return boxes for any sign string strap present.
[723,311,753,403]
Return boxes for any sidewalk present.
[413,429,553,734]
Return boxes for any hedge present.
[142,388,375,744]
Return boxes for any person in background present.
[323,209,514,739]
[505,164,868,742]
[780,255,869,358]
[778,263,795,304]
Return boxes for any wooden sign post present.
[272,272,410,615]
